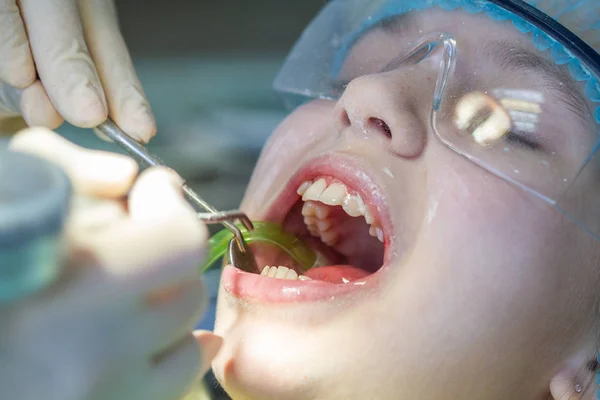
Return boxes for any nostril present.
[368,117,392,138]
[338,109,351,128]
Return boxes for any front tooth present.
[316,219,332,231]
[320,230,339,246]
[275,266,290,279]
[364,208,375,225]
[342,194,365,217]
[302,178,327,201]
[375,227,384,242]
[261,266,304,280]
[284,268,298,280]
[302,201,316,217]
[319,182,347,206]
[308,227,320,237]
[314,202,331,219]
[303,216,317,226]
[368,226,377,237]
[299,275,312,281]
[297,181,313,196]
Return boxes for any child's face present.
[213,9,600,400]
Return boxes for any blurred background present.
[57,1,325,398]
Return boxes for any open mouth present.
[259,176,386,283]
[221,154,392,303]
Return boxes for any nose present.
[333,70,429,158]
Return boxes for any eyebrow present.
[484,40,591,121]
[380,13,417,35]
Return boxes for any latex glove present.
[1,128,221,400]
[0,0,155,142]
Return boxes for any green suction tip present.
[201,221,316,274]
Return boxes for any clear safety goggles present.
[273,0,600,240]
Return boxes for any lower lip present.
[221,265,378,303]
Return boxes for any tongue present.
[304,265,371,284]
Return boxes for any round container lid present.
[0,149,71,246]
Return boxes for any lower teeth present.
[260,265,312,281]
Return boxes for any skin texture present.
[213,9,600,400]
[2,128,221,400]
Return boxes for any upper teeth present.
[260,265,312,280]
[297,178,383,243]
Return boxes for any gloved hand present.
[0,128,221,400]
[0,0,155,142]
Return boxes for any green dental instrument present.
[202,221,316,274]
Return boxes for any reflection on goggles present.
[495,89,543,133]
[454,90,544,146]
[454,91,512,146]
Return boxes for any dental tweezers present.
[95,118,258,272]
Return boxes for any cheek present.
[265,101,335,156]
[426,152,558,244]
[418,150,566,296]
[242,102,335,207]
[415,155,582,332]
[373,166,581,382]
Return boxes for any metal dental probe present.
[94,118,258,272]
